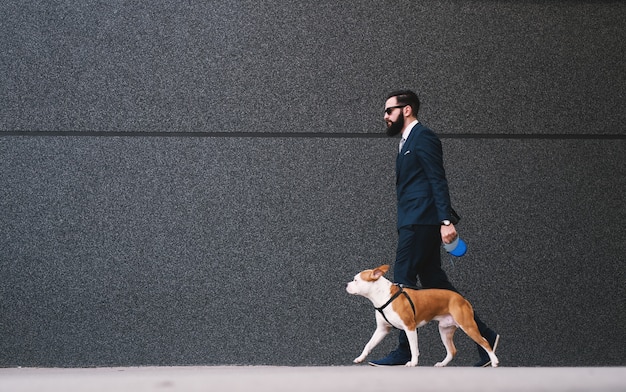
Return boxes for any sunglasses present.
[384,105,407,115]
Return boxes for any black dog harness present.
[374,284,417,327]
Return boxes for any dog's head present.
[346,265,390,297]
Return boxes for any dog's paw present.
[434,362,445,367]
[353,357,365,364]
[404,361,417,367]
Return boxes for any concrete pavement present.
[1,366,624,392]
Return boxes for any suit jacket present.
[396,122,453,228]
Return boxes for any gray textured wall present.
[1,1,624,367]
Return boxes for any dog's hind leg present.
[452,302,499,367]
[435,323,457,367]
[461,325,499,367]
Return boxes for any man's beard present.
[385,115,404,137]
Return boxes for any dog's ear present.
[372,264,390,279]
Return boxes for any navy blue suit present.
[393,122,455,289]
[396,122,453,229]
[391,122,496,362]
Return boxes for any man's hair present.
[387,90,420,116]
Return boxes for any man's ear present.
[402,104,412,117]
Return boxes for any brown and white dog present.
[346,265,499,367]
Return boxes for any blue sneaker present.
[368,349,411,366]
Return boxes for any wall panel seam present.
[0,132,624,140]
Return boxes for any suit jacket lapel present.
[396,122,420,183]
[396,149,402,182]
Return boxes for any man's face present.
[384,97,405,137]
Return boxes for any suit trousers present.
[394,224,455,289]
[393,224,493,353]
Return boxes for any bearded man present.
[369,90,500,367]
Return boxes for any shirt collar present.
[401,120,419,141]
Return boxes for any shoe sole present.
[368,362,402,367]
[480,334,501,368]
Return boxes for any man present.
[369,90,500,367]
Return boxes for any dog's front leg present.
[354,322,391,364]
[404,329,419,367]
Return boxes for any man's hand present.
[441,223,457,244]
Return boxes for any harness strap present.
[374,285,416,327]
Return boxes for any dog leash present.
[374,284,416,327]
